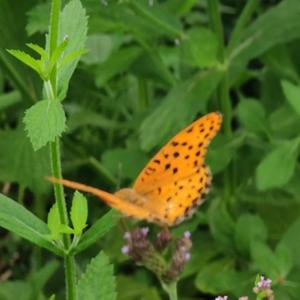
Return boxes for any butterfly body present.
[47,112,222,227]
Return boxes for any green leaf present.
[78,251,117,300]
[26,43,47,60]
[73,210,120,255]
[274,243,293,278]
[95,46,142,87]
[81,34,115,65]
[0,281,31,300]
[208,198,235,250]
[235,214,268,256]
[181,28,219,68]
[29,260,60,298]
[281,80,300,117]
[195,258,250,296]
[230,0,300,79]
[0,90,22,111]
[237,98,269,135]
[0,128,50,195]
[57,0,88,98]
[101,148,148,181]
[24,99,66,151]
[207,133,244,174]
[140,70,222,150]
[250,241,280,278]
[7,49,41,75]
[279,216,300,267]
[0,193,61,255]
[47,203,61,240]
[26,2,50,36]
[256,139,299,190]
[71,191,88,235]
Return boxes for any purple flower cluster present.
[215,275,274,300]
[121,227,192,282]
[253,276,274,300]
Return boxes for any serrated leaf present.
[71,191,88,235]
[47,203,61,240]
[57,0,88,99]
[78,251,117,300]
[7,49,41,75]
[0,193,61,255]
[26,43,47,60]
[281,80,300,117]
[26,2,50,36]
[24,99,66,151]
[256,139,299,190]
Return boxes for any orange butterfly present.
[47,112,222,226]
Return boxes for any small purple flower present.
[257,276,272,289]
[141,227,149,236]
[215,296,228,300]
[238,297,248,300]
[253,275,274,300]
[183,231,191,239]
[155,228,172,250]
[183,252,191,262]
[121,245,129,254]
[123,232,131,240]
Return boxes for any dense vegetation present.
[0,0,300,299]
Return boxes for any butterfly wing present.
[134,112,222,193]
[132,112,222,225]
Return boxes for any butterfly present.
[47,112,222,226]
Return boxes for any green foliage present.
[57,0,88,99]
[0,260,59,300]
[256,139,299,190]
[1,0,300,299]
[0,193,61,255]
[24,99,66,151]
[0,128,50,195]
[73,210,120,255]
[70,191,88,235]
[78,251,117,300]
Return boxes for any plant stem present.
[207,0,233,199]
[48,0,77,299]
[161,281,178,300]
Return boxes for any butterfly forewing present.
[134,112,222,195]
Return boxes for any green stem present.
[161,281,178,300]
[207,0,233,199]
[48,0,77,299]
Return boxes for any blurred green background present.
[0,0,300,299]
